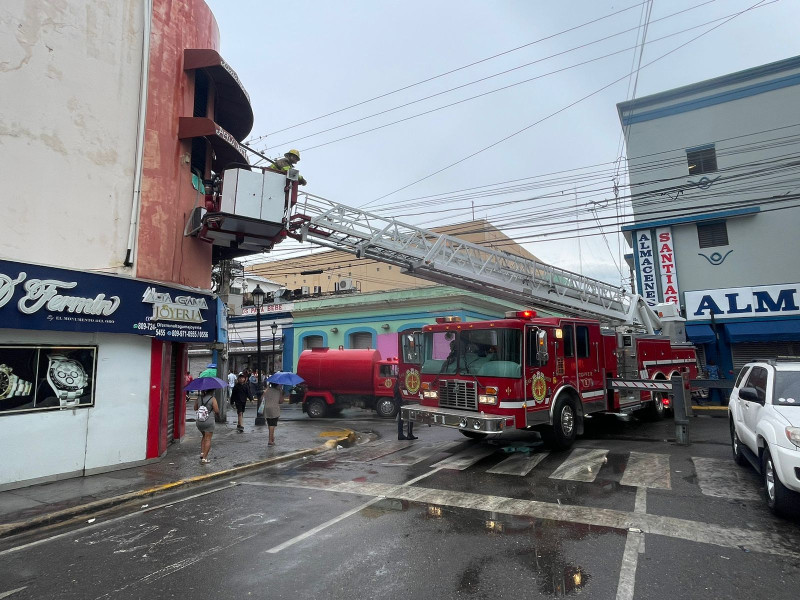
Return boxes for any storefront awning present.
[184,49,254,140]
[726,320,800,343]
[685,324,716,344]
[178,117,250,174]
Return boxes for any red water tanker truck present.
[295,348,399,418]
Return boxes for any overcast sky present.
[206,0,799,286]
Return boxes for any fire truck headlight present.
[459,418,468,428]
[472,419,482,430]
[423,390,438,399]
[479,395,498,405]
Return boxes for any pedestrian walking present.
[184,371,193,403]
[199,362,217,378]
[194,390,219,463]
[263,382,284,446]
[248,370,260,401]
[227,369,236,401]
[230,373,253,432]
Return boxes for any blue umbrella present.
[185,376,227,391]
[266,372,305,386]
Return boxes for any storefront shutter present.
[304,335,324,350]
[350,332,372,349]
[167,346,178,443]
[731,342,800,371]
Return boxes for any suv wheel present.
[730,421,746,466]
[762,448,795,517]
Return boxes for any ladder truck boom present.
[290,194,662,332]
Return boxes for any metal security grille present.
[350,332,373,349]
[167,346,178,443]
[438,380,478,411]
[731,342,800,370]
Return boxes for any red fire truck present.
[396,310,697,448]
[282,193,701,446]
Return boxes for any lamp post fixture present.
[270,321,278,374]
[252,285,266,425]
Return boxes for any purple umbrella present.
[185,376,227,391]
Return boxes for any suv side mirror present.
[739,386,759,403]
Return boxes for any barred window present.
[686,146,717,175]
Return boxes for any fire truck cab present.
[399,310,696,449]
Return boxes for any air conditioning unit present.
[301,286,310,296]
[313,286,322,295]
[336,278,354,292]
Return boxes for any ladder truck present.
[286,192,698,448]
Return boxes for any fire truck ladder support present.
[292,194,662,331]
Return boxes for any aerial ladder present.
[289,193,664,333]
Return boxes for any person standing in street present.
[194,390,219,464]
[227,369,236,402]
[263,382,284,446]
[230,373,253,433]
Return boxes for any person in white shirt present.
[227,369,236,400]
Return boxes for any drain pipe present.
[124,0,153,268]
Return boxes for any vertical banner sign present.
[656,227,679,305]
[635,230,658,306]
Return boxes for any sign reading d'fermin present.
[635,230,658,307]
[0,259,217,342]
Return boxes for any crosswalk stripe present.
[549,448,609,482]
[337,440,413,463]
[486,451,550,476]
[691,457,761,501]
[430,444,497,470]
[620,452,672,489]
[381,441,462,466]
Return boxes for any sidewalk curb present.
[0,429,356,541]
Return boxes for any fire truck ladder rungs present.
[292,194,655,327]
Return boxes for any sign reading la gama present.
[0,259,217,342]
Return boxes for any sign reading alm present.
[685,284,800,321]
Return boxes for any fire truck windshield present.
[420,328,522,378]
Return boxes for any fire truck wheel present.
[646,392,666,421]
[306,397,328,419]
[548,397,578,449]
[376,398,399,419]
[460,430,488,440]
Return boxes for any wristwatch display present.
[47,354,88,407]
[0,364,33,401]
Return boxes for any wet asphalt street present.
[1,410,799,599]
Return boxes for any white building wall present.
[0,330,151,489]
[0,1,145,272]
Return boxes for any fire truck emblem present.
[532,372,547,404]
[384,379,393,388]
[404,368,421,394]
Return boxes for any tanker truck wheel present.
[375,398,399,419]
[306,398,328,419]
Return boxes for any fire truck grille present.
[438,380,478,411]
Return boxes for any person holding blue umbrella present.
[186,375,226,463]
[264,372,304,446]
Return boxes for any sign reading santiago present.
[0,259,217,342]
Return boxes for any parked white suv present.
[729,360,800,516]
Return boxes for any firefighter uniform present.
[271,148,307,185]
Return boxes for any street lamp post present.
[270,321,278,374]
[252,285,266,426]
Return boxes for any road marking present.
[486,451,549,476]
[430,444,497,470]
[620,452,671,490]
[634,487,647,514]
[381,441,462,466]
[616,530,644,600]
[0,588,27,599]
[0,483,237,558]
[262,478,799,560]
[548,448,608,482]
[691,457,761,501]
[263,467,443,554]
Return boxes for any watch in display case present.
[0,364,33,401]
[46,354,88,407]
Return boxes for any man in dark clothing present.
[230,373,253,432]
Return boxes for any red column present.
[146,339,164,459]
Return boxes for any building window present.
[697,221,729,248]
[686,146,717,175]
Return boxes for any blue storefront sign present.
[0,259,217,343]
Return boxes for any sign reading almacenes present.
[685,284,800,320]
[0,259,217,342]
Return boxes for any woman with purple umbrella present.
[185,376,226,464]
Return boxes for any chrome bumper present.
[401,405,506,433]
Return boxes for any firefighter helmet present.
[285,149,301,162]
